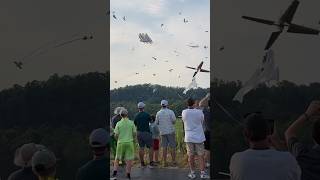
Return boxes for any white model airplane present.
[186,61,210,77]
[233,49,279,103]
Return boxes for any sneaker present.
[188,171,196,179]
[140,161,146,167]
[110,175,117,180]
[171,162,178,167]
[126,173,131,180]
[148,161,155,168]
[200,172,210,179]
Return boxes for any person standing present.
[199,93,211,168]
[150,114,160,164]
[110,107,123,159]
[155,100,177,167]
[111,108,136,180]
[31,149,57,180]
[182,98,210,179]
[229,113,301,180]
[285,101,320,180]
[134,102,155,168]
[8,143,45,180]
[76,128,109,180]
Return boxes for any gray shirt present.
[288,137,320,180]
[155,108,176,135]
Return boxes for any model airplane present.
[139,33,153,44]
[13,61,23,69]
[186,61,210,77]
[242,0,319,50]
[187,44,200,48]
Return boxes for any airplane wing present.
[280,0,299,24]
[287,24,319,35]
[265,31,282,50]
[186,66,197,70]
[242,16,275,25]
[200,69,210,72]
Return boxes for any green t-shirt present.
[76,157,108,180]
[114,118,136,143]
[134,111,152,132]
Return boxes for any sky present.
[110,0,210,89]
[0,0,107,90]
[213,0,320,85]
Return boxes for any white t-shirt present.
[181,108,205,143]
[230,149,301,180]
[155,108,176,135]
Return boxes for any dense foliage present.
[110,84,209,119]
[0,72,107,179]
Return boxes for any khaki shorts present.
[186,142,204,156]
[161,133,176,148]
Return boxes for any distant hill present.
[110,84,210,118]
[0,72,107,129]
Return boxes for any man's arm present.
[171,110,176,124]
[133,114,138,126]
[285,101,320,142]
[199,93,210,108]
[285,101,320,155]
[132,124,137,142]
[114,124,119,139]
[155,112,159,125]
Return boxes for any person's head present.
[89,128,108,157]
[32,149,56,178]
[114,107,123,115]
[161,100,168,108]
[120,108,128,118]
[187,98,195,107]
[14,143,46,168]
[312,118,320,145]
[244,113,270,143]
[137,102,145,111]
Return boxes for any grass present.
[110,119,189,168]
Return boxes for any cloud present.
[111,0,167,17]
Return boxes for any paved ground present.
[110,166,228,180]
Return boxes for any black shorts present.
[204,131,210,150]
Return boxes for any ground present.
[110,166,220,180]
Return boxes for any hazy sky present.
[110,0,210,89]
[0,0,107,90]
[213,0,320,85]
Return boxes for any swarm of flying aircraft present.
[110,8,210,94]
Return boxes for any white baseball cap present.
[32,149,56,175]
[161,100,168,106]
[114,107,123,115]
[137,102,145,108]
[14,143,46,167]
[119,108,128,115]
